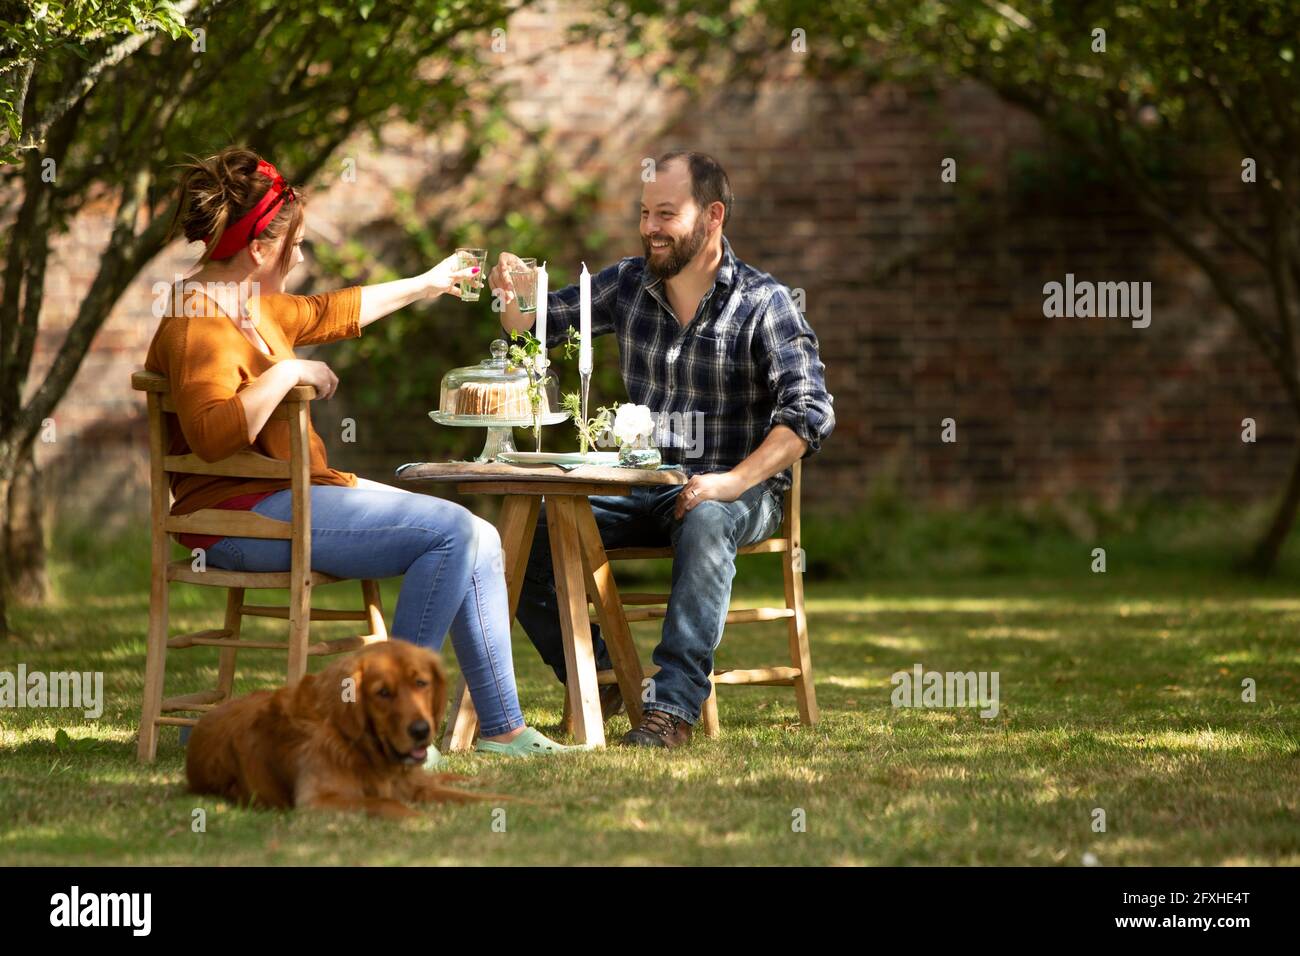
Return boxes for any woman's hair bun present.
[168,146,303,267]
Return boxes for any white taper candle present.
[579,262,593,375]
[536,262,548,366]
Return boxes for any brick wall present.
[27,2,1292,532]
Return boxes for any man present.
[490,149,834,749]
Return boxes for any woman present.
[146,146,574,757]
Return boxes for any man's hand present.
[673,471,748,520]
[488,252,531,303]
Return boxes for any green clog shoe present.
[474,726,592,757]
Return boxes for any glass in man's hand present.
[506,257,538,314]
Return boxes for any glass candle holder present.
[617,434,662,469]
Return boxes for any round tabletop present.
[395,460,688,487]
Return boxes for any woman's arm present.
[236,359,338,443]
[235,361,299,443]
[358,253,482,329]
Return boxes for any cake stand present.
[429,410,572,463]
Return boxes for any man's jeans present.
[515,480,784,724]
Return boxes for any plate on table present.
[498,451,620,467]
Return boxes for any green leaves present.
[561,391,616,455]
[506,327,542,365]
[0,0,197,162]
[52,728,104,753]
[561,326,580,362]
[506,329,547,439]
[150,1,191,40]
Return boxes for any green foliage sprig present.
[561,392,616,455]
[507,328,547,447]
[561,326,581,361]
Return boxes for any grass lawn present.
[2,525,1298,866]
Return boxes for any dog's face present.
[324,641,448,765]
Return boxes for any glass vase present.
[618,435,661,469]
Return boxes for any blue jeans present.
[203,479,526,737]
[516,480,784,724]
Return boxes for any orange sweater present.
[144,285,362,517]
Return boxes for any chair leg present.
[784,551,819,726]
[441,675,480,752]
[137,553,170,763]
[215,587,245,701]
[287,577,312,685]
[562,692,575,735]
[361,579,387,640]
[700,676,720,737]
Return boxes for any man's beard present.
[642,217,709,279]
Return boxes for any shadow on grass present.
[3,530,1299,864]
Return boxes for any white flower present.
[521,355,535,370]
[612,403,655,446]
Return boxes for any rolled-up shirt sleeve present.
[173,322,251,463]
[257,286,362,347]
[755,285,836,457]
[518,260,622,350]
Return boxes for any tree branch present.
[8,117,77,409]
[13,168,161,442]
[14,0,230,151]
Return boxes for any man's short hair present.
[656,149,733,228]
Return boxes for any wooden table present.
[394,460,687,749]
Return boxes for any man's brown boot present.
[621,709,692,749]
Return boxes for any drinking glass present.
[456,247,488,302]
[509,259,539,313]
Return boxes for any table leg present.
[572,496,645,728]
[440,495,540,752]
[500,495,542,615]
[546,495,606,747]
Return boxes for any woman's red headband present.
[205,159,297,261]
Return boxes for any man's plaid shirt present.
[534,236,835,495]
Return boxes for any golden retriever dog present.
[186,640,501,818]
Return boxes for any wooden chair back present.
[131,369,316,562]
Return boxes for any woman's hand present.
[289,358,339,400]
[421,252,482,300]
[237,359,338,444]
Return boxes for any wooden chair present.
[595,458,818,735]
[131,370,388,762]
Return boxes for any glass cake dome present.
[430,338,569,461]
[436,338,559,420]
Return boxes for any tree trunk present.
[1246,436,1300,575]
[5,440,46,603]
[0,469,10,641]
